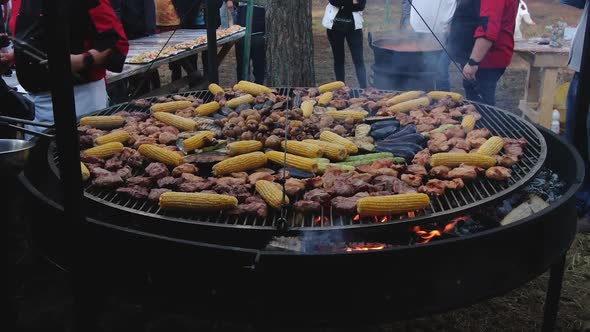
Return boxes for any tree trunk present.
[265,0,315,86]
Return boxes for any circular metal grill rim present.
[48,88,547,231]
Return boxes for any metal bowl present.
[0,139,36,175]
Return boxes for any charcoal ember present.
[148,188,171,202]
[92,173,124,188]
[453,217,487,235]
[157,176,183,188]
[116,185,149,199]
[145,162,169,179]
[172,164,199,177]
[525,168,566,202]
[116,166,133,180]
[293,200,321,213]
[331,192,370,214]
[126,176,152,187]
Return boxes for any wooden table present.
[106,29,244,101]
[514,39,571,128]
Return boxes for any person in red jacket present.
[449,0,518,106]
[1,0,129,133]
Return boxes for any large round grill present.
[48,88,547,232]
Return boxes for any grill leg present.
[542,254,567,332]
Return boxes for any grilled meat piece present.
[92,173,124,188]
[172,164,199,177]
[116,166,132,179]
[132,136,158,149]
[178,178,217,192]
[145,162,169,179]
[331,192,370,214]
[126,176,152,187]
[160,126,180,135]
[327,179,356,197]
[104,154,124,170]
[183,151,226,164]
[447,165,483,180]
[418,179,447,195]
[249,171,275,184]
[148,188,171,202]
[158,131,178,145]
[79,135,94,145]
[495,154,518,167]
[445,178,465,190]
[214,183,252,202]
[372,175,396,192]
[466,128,491,140]
[416,124,434,133]
[229,196,268,219]
[407,164,427,176]
[180,173,204,183]
[293,200,322,213]
[393,177,418,194]
[503,137,527,147]
[449,148,468,154]
[156,176,180,188]
[116,185,149,199]
[428,139,450,153]
[142,125,162,136]
[303,189,331,205]
[412,149,431,166]
[89,166,111,177]
[120,147,144,168]
[80,154,105,166]
[447,137,470,151]
[401,174,423,187]
[430,166,451,179]
[285,178,307,196]
[440,118,460,125]
[416,116,438,126]
[130,99,151,108]
[503,144,523,157]
[217,177,247,186]
[485,166,512,181]
[466,136,487,149]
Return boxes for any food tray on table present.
[125,26,245,64]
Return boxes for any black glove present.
[0,78,35,120]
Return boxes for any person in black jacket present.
[322,0,367,88]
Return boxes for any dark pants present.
[235,33,266,84]
[326,28,367,89]
[462,67,505,106]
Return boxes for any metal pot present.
[368,32,443,74]
[0,139,36,175]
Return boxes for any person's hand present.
[89,48,112,64]
[0,50,14,64]
[463,63,479,81]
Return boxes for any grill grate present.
[48,89,547,231]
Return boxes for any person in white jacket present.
[322,0,367,88]
[409,0,457,91]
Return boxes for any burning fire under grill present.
[266,168,566,253]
